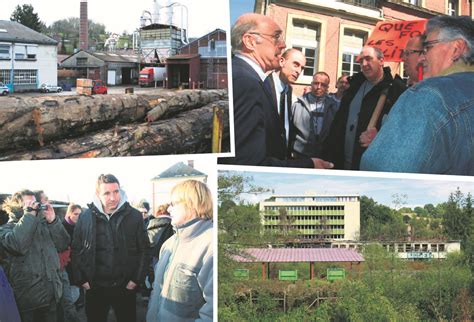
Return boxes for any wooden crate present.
[76,87,92,95]
[76,78,93,88]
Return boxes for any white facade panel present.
[107,70,116,85]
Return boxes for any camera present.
[25,203,48,212]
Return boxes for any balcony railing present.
[339,0,380,9]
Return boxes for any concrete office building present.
[260,194,360,241]
[331,240,461,260]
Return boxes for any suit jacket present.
[264,72,295,158]
[219,57,312,167]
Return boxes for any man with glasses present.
[71,174,149,322]
[402,35,424,86]
[290,71,339,158]
[219,13,333,169]
[361,15,474,175]
[322,46,406,170]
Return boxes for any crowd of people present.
[221,13,473,175]
[0,175,213,322]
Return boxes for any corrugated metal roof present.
[89,51,139,63]
[167,54,200,60]
[0,20,57,45]
[234,248,364,263]
[151,162,206,180]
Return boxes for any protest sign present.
[366,20,427,62]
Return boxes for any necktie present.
[279,87,286,133]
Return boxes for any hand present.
[126,280,137,290]
[22,199,39,216]
[43,203,56,223]
[82,282,91,290]
[312,158,334,169]
[359,127,378,148]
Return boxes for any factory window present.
[26,45,37,59]
[13,69,37,85]
[406,244,412,252]
[439,244,445,252]
[448,0,458,16]
[421,244,428,251]
[0,44,11,59]
[291,19,321,78]
[77,57,88,66]
[341,28,368,76]
[0,69,11,84]
[397,244,404,253]
[414,244,420,251]
[431,244,437,252]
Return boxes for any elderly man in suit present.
[219,13,333,169]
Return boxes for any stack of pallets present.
[76,78,93,95]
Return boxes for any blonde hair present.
[170,180,213,220]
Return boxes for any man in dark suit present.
[264,48,306,158]
[220,13,333,168]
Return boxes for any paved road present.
[5,85,173,97]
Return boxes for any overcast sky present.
[218,165,474,209]
[0,154,217,208]
[1,0,230,37]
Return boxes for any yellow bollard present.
[212,105,224,153]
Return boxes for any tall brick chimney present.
[79,0,88,50]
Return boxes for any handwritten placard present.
[365,20,427,62]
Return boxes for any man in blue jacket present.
[361,15,474,175]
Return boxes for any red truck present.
[92,79,108,94]
[139,67,166,87]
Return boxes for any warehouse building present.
[0,20,58,92]
[260,194,360,242]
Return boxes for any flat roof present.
[234,248,364,263]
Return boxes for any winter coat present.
[147,215,174,263]
[146,218,213,322]
[322,67,406,169]
[290,93,339,158]
[0,208,70,312]
[71,190,149,288]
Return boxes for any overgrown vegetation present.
[218,171,474,320]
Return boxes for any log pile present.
[0,89,228,160]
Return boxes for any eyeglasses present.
[421,39,450,55]
[402,49,423,57]
[248,32,283,44]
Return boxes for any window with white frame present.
[0,69,11,83]
[341,28,367,76]
[406,0,421,5]
[15,45,26,59]
[27,45,37,59]
[448,0,458,16]
[291,19,321,77]
[0,44,11,59]
[13,69,37,85]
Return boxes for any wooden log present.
[146,89,227,122]
[0,100,229,160]
[0,89,227,152]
